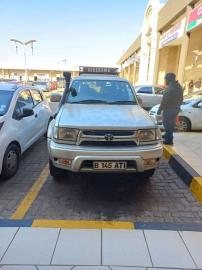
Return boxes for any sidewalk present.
[173,132,202,176]
[163,132,202,204]
[0,227,202,269]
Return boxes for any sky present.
[0,0,163,70]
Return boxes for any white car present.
[0,83,52,179]
[134,85,164,109]
[149,96,202,131]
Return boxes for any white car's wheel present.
[1,144,20,180]
[176,117,191,132]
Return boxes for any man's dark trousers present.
[163,107,180,144]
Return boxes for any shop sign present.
[187,4,202,31]
[159,18,186,48]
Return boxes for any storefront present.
[157,17,186,85]
[184,2,202,93]
[117,0,161,85]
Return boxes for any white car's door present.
[13,90,37,151]
[153,87,164,105]
[136,86,155,108]
[30,89,50,137]
[188,100,202,129]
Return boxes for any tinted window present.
[31,89,43,105]
[66,80,137,105]
[0,90,13,116]
[137,87,153,94]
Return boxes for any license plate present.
[93,161,127,170]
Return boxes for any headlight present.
[138,129,156,142]
[54,127,79,143]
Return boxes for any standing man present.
[157,73,183,145]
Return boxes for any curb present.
[0,219,202,231]
[163,145,202,204]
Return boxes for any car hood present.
[57,104,155,129]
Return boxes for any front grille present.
[81,160,136,169]
[82,130,135,136]
[80,141,137,147]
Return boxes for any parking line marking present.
[32,219,135,229]
[11,164,49,220]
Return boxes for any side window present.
[13,90,34,120]
[137,87,153,94]
[31,89,43,106]
[154,87,164,95]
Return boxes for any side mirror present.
[137,95,143,106]
[50,93,62,102]
[22,108,34,118]
[197,102,202,108]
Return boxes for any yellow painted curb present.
[163,145,176,160]
[11,164,49,220]
[32,219,135,229]
[190,177,202,204]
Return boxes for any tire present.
[1,144,20,180]
[176,117,191,132]
[138,169,156,180]
[49,159,66,180]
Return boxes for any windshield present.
[66,79,137,105]
[0,90,13,116]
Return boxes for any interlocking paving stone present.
[144,230,196,269]
[1,228,59,265]
[0,139,201,225]
[102,230,151,267]
[52,229,101,265]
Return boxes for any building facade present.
[118,0,202,92]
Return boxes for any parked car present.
[133,85,164,109]
[33,81,50,92]
[47,74,163,180]
[149,96,202,131]
[0,83,52,179]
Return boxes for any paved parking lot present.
[0,137,202,224]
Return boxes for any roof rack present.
[79,66,119,76]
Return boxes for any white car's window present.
[31,89,43,105]
[17,90,34,111]
[154,87,164,95]
[0,90,13,116]
[137,87,153,94]
[66,80,137,105]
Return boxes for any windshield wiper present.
[70,100,108,104]
[108,101,137,105]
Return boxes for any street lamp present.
[10,39,37,82]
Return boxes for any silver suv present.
[47,74,162,179]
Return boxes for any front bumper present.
[48,139,163,173]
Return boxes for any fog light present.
[57,158,72,167]
[144,159,156,166]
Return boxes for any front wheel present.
[49,159,67,180]
[138,169,156,180]
[1,144,20,180]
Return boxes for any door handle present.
[35,114,38,118]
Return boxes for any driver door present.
[12,90,37,152]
